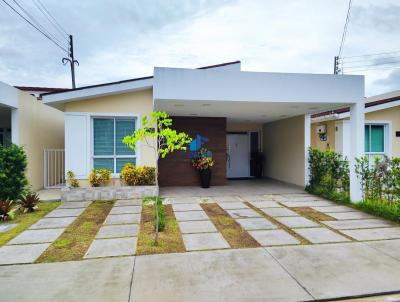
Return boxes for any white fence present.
[44,149,65,188]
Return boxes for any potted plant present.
[251,151,265,178]
[192,147,214,188]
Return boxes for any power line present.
[1,0,68,52]
[341,55,400,65]
[340,50,400,60]
[11,0,67,48]
[338,0,352,58]
[343,60,400,69]
[343,66,400,73]
[33,0,69,40]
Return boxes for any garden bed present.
[61,186,158,202]
[36,201,114,262]
[0,201,61,246]
[136,204,185,255]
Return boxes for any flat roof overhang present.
[153,67,364,123]
[0,81,18,109]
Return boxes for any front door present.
[227,133,249,178]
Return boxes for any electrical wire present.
[338,0,352,58]
[340,50,400,60]
[343,65,400,73]
[33,0,69,40]
[340,55,400,65]
[1,0,68,53]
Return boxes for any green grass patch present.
[136,204,185,255]
[0,201,61,246]
[353,199,400,223]
[143,196,165,231]
[36,201,114,263]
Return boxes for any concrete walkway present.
[1,244,400,302]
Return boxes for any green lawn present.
[0,201,61,246]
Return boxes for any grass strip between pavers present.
[136,204,185,255]
[244,202,311,245]
[0,202,61,247]
[291,207,336,222]
[36,201,114,263]
[201,203,260,249]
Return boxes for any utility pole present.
[333,56,340,75]
[62,35,79,88]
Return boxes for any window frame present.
[91,115,139,177]
[364,121,392,159]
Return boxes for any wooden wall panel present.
[158,116,227,186]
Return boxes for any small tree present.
[123,111,191,244]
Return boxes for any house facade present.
[41,61,365,200]
[0,82,65,190]
[311,90,400,162]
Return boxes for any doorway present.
[227,133,250,178]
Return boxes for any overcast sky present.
[0,0,399,96]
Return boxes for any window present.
[364,124,385,153]
[93,117,136,174]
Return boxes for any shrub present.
[88,169,112,187]
[0,200,14,221]
[19,193,40,213]
[66,171,80,188]
[120,163,155,186]
[306,148,349,202]
[355,155,400,202]
[0,144,28,201]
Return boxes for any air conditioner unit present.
[316,125,327,134]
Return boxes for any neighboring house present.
[0,82,65,191]
[311,90,400,162]
[41,61,365,200]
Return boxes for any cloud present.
[374,69,400,91]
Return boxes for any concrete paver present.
[182,233,230,251]
[178,220,217,234]
[365,239,400,261]
[84,237,137,258]
[235,218,278,230]
[261,207,299,217]
[311,205,356,213]
[45,208,85,218]
[109,206,141,215]
[8,228,65,245]
[294,227,350,244]
[58,201,90,209]
[240,195,272,202]
[114,199,142,207]
[249,229,300,246]
[131,248,312,302]
[212,196,242,202]
[323,219,395,230]
[280,200,335,207]
[341,227,400,241]
[0,243,50,264]
[267,242,400,300]
[172,203,203,212]
[174,210,209,222]
[249,200,282,208]
[0,223,17,232]
[168,196,200,204]
[226,208,262,219]
[96,224,138,239]
[0,257,134,302]
[29,217,76,229]
[217,202,249,210]
[325,211,375,220]
[276,216,319,228]
[104,213,140,225]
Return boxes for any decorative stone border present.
[61,186,158,202]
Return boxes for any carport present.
[153,66,365,201]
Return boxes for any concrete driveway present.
[2,242,400,302]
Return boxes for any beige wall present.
[17,91,64,191]
[64,89,156,171]
[263,115,305,187]
[366,106,400,157]
[311,120,335,151]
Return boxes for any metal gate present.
[44,149,65,188]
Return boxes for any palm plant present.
[19,193,40,213]
[0,200,14,221]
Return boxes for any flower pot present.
[199,169,212,188]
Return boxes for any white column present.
[304,113,311,187]
[349,102,364,202]
[11,108,19,144]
